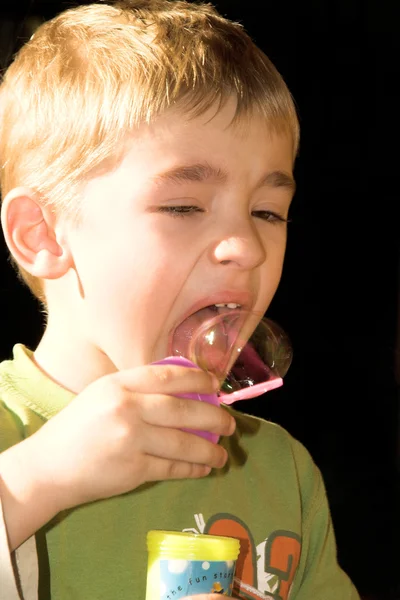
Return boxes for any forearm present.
[0,437,61,551]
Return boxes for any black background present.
[0,1,399,598]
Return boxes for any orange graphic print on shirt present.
[185,513,301,600]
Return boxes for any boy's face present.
[61,98,295,376]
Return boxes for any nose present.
[211,220,267,270]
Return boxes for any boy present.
[0,1,360,598]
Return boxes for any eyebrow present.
[151,162,227,186]
[151,161,296,193]
[260,170,296,193]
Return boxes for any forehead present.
[79,97,295,216]
[121,99,295,177]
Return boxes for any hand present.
[0,363,235,549]
[32,363,235,508]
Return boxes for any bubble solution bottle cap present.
[147,530,240,560]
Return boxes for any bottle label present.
[158,558,236,598]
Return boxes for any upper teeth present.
[214,303,241,309]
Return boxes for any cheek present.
[259,239,287,299]
[71,214,204,317]
[101,236,193,317]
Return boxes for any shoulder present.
[225,407,324,510]
[227,405,312,463]
[0,345,45,452]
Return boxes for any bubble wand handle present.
[151,355,220,443]
[219,377,283,404]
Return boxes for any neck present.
[33,320,117,394]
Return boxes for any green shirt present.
[0,344,360,600]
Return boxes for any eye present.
[252,210,290,224]
[156,205,204,218]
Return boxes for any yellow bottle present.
[146,530,240,599]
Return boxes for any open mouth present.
[168,304,292,401]
[170,304,247,380]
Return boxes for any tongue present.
[171,307,245,380]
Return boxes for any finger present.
[116,364,219,396]
[142,454,212,482]
[140,394,235,437]
[143,425,228,468]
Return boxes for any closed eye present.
[156,205,204,218]
[252,210,290,224]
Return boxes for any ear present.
[1,187,73,279]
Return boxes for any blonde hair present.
[0,0,299,302]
